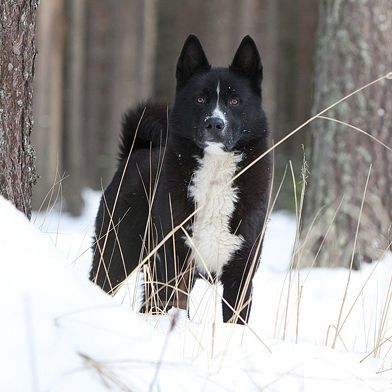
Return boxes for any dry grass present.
[86,71,392,351]
[33,71,392,388]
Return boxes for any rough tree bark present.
[0,0,38,219]
[303,0,392,268]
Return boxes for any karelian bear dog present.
[90,35,271,324]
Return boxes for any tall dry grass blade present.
[135,72,391,278]
[375,269,392,357]
[361,335,392,363]
[317,116,392,153]
[93,107,147,285]
[331,165,372,349]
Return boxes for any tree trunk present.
[272,0,318,210]
[84,0,157,191]
[303,0,392,268]
[0,0,38,219]
[62,0,86,215]
[32,0,65,210]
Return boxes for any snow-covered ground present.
[1,190,391,391]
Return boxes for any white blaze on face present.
[207,80,227,128]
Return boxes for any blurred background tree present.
[32,0,318,215]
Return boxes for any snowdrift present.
[0,194,391,391]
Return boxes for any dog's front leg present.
[220,265,254,324]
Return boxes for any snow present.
[1,190,391,391]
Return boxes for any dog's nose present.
[204,117,225,132]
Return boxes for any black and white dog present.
[90,35,271,323]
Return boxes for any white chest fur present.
[187,145,243,276]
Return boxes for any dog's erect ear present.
[176,35,210,88]
[229,36,263,87]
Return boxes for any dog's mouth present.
[196,132,237,153]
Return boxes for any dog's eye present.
[229,97,239,106]
[196,97,206,104]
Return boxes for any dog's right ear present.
[176,35,210,88]
[229,36,263,89]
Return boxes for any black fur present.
[90,35,271,324]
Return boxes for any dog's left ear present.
[176,35,211,88]
[230,36,263,87]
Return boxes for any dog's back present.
[90,103,168,292]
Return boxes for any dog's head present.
[171,35,266,153]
